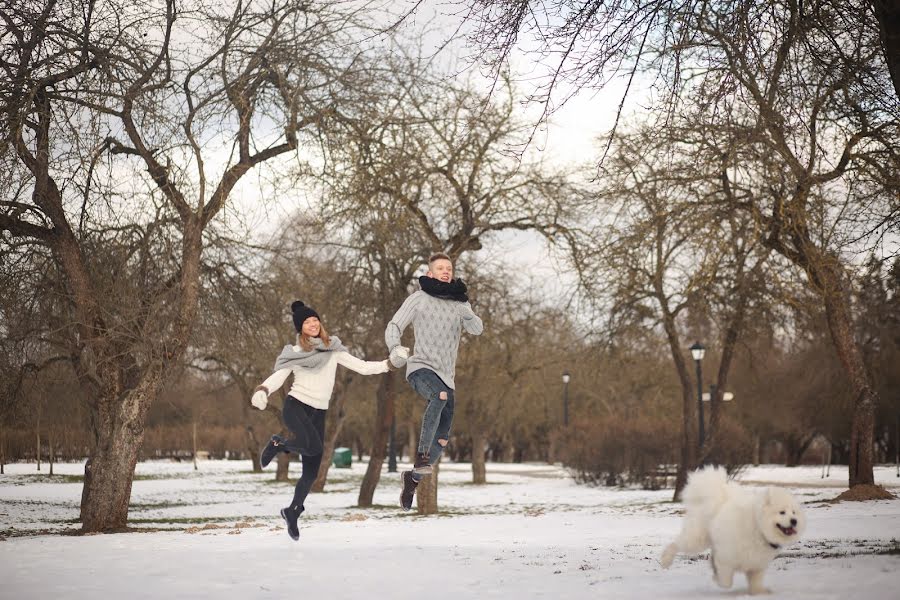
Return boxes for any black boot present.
[413,452,432,475]
[260,434,285,468]
[280,504,304,541]
[400,470,418,510]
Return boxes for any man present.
[385,252,483,510]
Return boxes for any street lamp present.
[689,342,706,450]
[562,371,571,427]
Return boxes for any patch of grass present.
[874,539,900,556]
[261,477,297,485]
[126,516,247,525]
[1,474,84,484]
[0,525,83,538]
[129,501,195,510]
[450,481,506,487]
[345,503,403,511]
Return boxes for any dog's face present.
[757,487,806,547]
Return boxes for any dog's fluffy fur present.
[660,467,805,595]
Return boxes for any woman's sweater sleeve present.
[258,368,292,394]
[335,351,389,376]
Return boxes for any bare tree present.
[316,50,585,512]
[662,1,899,489]
[573,126,782,497]
[462,0,899,491]
[459,1,898,138]
[0,0,372,531]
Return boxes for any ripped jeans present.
[408,368,455,465]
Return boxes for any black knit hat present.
[291,300,320,332]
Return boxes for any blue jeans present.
[408,369,455,465]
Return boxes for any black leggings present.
[282,396,326,512]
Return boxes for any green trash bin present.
[332,447,352,468]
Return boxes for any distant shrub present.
[704,416,753,478]
[554,416,678,488]
[555,414,752,488]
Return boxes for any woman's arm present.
[334,351,390,376]
[258,368,292,394]
[250,368,292,410]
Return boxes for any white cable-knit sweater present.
[259,350,389,410]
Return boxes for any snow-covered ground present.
[1,459,898,599]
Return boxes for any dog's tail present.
[661,467,731,565]
[683,466,730,521]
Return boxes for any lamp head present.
[689,341,706,361]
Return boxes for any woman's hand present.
[250,390,268,410]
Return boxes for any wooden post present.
[192,421,198,471]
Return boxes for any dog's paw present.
[659,544,676,569]
[747,570,771,595]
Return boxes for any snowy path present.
[1,461,898,599]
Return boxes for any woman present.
[250,300,407,541]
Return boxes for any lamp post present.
[562,371,571,427]
[689,342,706,450]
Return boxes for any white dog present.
[660,467,805,595]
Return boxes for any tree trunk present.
[704,262,751,464]
[472,429,488,484]
[192,420,198,471]
[80,371,161,532]
[848,395,876,485]
[407,420,418,463]
[246,425,263,472]
[36,426,41,472]
[658,307,697,501]
[49,432,54,476]
[784,432,815,467]
[872,0,900,102]
[417,457,440,514]
[79,458,92,522]
[313,376,351,492]
[275,451,291,482]
[813,255,877,486]
[752,433,760,466]
[762,213,877,487]
[358,372,394,507]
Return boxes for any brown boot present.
[400,470,418,510]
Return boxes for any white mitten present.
[250,390,268,410]
[389,345,409,368]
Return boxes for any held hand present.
[389,345,409,368]
[250,390,268,410]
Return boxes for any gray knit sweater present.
[385,290,483,389]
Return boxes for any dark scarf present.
[273,336,348,371]
[419,275,468,302]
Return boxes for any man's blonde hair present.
[428,252,452,269]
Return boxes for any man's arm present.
[385,292,421,350]
[459,301,484,335]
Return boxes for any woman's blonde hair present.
[297,321,330,352]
